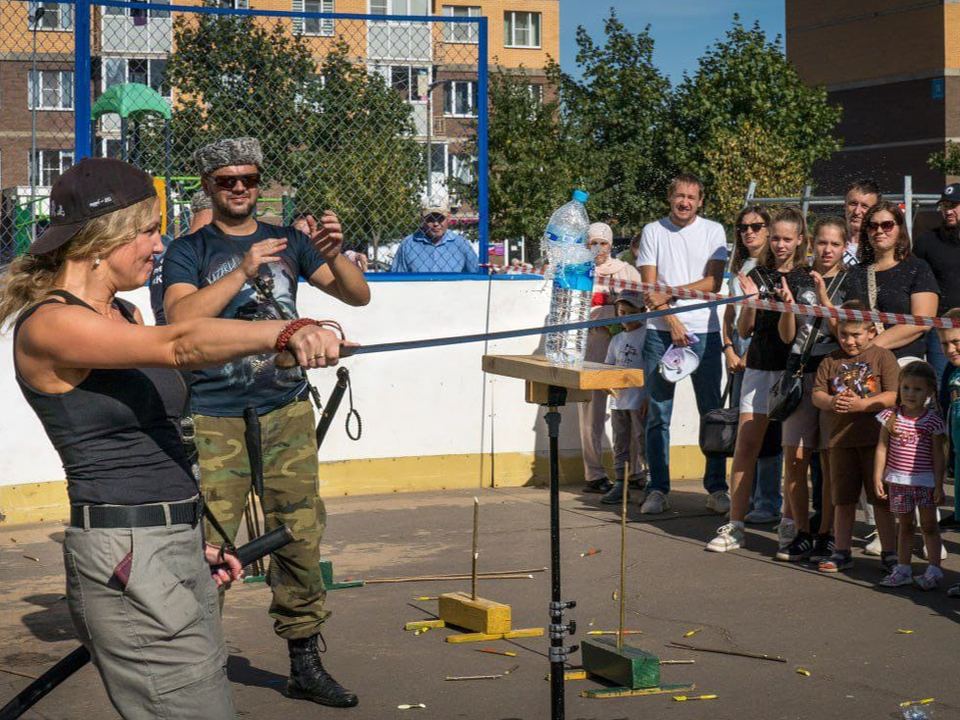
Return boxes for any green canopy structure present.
[91,82,173,229]
[91,82,172,123]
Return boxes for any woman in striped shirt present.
[874,361,946,590]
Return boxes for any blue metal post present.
[476,17,489,274]
[74,0,93,160]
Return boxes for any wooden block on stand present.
[482,355,644,392]
[581,637,661,690]
[438,592,512,635]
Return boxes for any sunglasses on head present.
[736,222,767,233]
[867,220,898,232]
[424,213,446,224]
[210,173,261,190]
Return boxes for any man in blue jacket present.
[391,202,479,273]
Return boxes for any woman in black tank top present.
[0,159,350,719]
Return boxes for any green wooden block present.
[581,637,660,690]
[320,560,364,590]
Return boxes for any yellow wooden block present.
[438,592,512,634]
[444,627,544,644]
[504,628,544,639]
[404,620,446,631]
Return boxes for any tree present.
[667,17,842,226]
[928,143,960,176]
[458,66,579,253]
[555,11,672,234]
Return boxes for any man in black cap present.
[913,183,958,382]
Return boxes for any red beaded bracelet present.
[275,318,347,354]
[275,319,322,353]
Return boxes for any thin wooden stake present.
[472,496,479,600]
[618,461,628,651]
[667,641,786,663]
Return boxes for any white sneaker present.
[744,508,781,524]
[706,523,745,553]
[777,519,797,550]
[640,490,669,515]
[922,544,949,561]
[706,490,731,515]
[864,530,882,556]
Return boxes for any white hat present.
[658,343,700,383]
[588,222,613,243]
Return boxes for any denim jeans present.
[644,330,727,495]
[927,330,948,389]
[729,335,782,516]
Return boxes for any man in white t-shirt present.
[636,173,729,515]
[843,178,881,267]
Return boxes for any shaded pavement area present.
[1,482,959,719]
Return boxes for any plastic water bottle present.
[545,190,594,366]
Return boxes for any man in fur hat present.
[162,137,369,709]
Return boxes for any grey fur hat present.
[189,190,212,212]
[194,137,263,176]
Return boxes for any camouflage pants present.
[194,398,328,640]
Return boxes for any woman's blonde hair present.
[764,206,809,270]
[0,196,158,329]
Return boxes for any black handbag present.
[699,383,783,459]
[767,271,848,422]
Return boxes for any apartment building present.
[786,0,959,193]
[0,0,558,210]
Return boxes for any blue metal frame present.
[67,0,492,281]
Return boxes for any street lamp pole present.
[425,77,444,202]
[30,5,45,243]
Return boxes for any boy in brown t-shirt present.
[813,301,899,573]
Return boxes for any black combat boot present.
[285,635,358,708]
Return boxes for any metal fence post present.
[74,0,93,160]
[801,184,812,218]
[904,174,914,241]
[743,180,756,208]
[477,15,489,274]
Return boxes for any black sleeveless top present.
[14,291,197,506]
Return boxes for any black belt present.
[69,497,203,529]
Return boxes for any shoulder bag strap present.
[866,264,886,334]
[795,270,847,371]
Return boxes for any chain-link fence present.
[0,0,489,272]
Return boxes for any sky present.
[559,0,786,82]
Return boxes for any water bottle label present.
[545,228,584,245]
[553,262,594,292]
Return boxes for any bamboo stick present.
[365,573,534,584]
[472,497,479,600]
[618,461,629,651]
[667,642,786,663]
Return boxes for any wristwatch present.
[722,343,734,351]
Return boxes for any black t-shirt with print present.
[913,225,960,315]
[785,267,868,373]
[853,257,939,360]
[745,266,792,372]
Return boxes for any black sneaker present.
[775,531,814,562]
[881,551,898,572]
[818,549,853,573]
[809,534,835,563]
[601,482,628,505]
[584,478,614,494]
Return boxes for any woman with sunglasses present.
[579,222,644,499]
[708,208,808,553]
[857,202,939,362]
[722,206,783,526]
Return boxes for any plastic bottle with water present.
[545,190,595,365]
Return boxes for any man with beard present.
[162,137,369,709]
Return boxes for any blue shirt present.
[161,222,326,417]
[390,229,479,273]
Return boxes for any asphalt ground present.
[1,482,959,720]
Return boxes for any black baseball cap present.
[27,157,157,255]
[939,183,960,204]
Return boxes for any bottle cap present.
[572,189,589,203]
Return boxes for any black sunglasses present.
[210,173,261,190]
[736,222,767,233]
[424,213,446,224]
[866,220,898,232]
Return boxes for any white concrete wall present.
[0,279,701,487]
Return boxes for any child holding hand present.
[874,361,946,589]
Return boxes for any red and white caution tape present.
[594,276,960,329]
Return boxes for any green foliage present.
[667,17,842,226]
[929,142,960,176]
[458,66,579,251]
[554,12,672,234]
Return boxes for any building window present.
[372,64,430,102]
[370,0,428,15]
[449,152,475,184]
[28,70,74,110]
[442,5,479,44]
[444,80,477,117]
[103,58,171,100]
[206,0,249,7]
[27,2,74,31]
[527,83,543,104]
[104,0,170,19]
[503,11,540,49]
[293,0,334,36]
[29,149,73,187]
